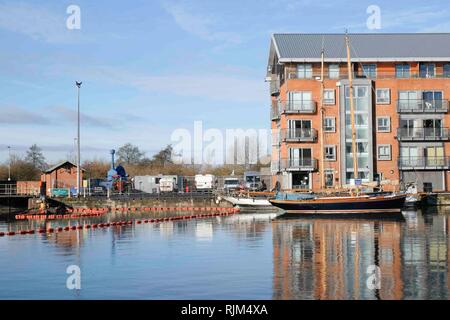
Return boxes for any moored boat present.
[269,193,407,215]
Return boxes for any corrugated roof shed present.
[272,33,450,62]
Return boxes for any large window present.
[287,91,313,111]
[344,84,371,182]
[289,148,312,167]
[297,64,313,79]
[376,88,390,104]
[328,64,340,79]
[395,64,410,78]
[362,64,377,78]
[419,63,435,78]
[288,120,312,139]
[423,91,443,110]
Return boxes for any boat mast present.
[345,33,359,186]
[319,45,326,190]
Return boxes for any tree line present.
[1,143,264,181]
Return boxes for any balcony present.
[398,157,450,170]
[270,78,280,96]
[281,128,317,142]
[397,99,448,113]
[280,158,318,171]
[281,100,317,114]
[397,128,450,141]
[271,104,280,121]
[287,71,450,81]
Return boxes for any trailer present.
[195,174,216,191]
[133,175,162,194]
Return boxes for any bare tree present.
[116,143,144,165]
[25,144,47,171]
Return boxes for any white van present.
[195,174,216,190]
[159,176,178,193]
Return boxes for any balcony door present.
[288,91,311,111]
[288,120,311,138]
[400,146,418,166]
[423,119,442,139]
[399,91,420,110]
[423,91,443,110]
[289,148,312,167]
[425,146,444,166]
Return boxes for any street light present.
[76,81,82,197]
[7,146,11,181]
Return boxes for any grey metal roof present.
[272,33,450,62]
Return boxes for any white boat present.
[222,195,272,207]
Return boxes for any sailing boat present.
[269,34,406,215]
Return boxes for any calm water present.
[1,208,450,300]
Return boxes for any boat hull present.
[269,195,407,215]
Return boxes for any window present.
[324,117,336,132]
[362,64,377,78]
[287,91,313,111]
[444,64,450,78]
[377,145,391,161]
[324,145,336,161]
[324,89,335,104]
[328,64,340,79]
[377,117,391,132]
[395,64,410,78]
[376,88,390,104]
[288,120,312,139]
[297,64,313,79]
[419,63,435,78]
[289,148,312,167]
[324,169,334,187]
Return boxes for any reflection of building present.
[272,219,403,299]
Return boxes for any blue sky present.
[1,0,450,163]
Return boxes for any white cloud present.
[162,1,242,46]
[0,2,83,43]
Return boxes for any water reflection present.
[1,209,450,299]
[272,209,450,300]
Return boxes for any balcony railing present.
[397,99,448,113]
[280,158,318,171]
[398,157,450,169]
[288,71,450,81]
[271,105,280,120]
[281,100,317,114]
[281,128,317,142]
[397,127,450,141]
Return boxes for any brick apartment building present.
[267,33,450,192]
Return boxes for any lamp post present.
[76,81,82,197]
[7,146,11,181]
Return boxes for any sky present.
[1,0,450,163]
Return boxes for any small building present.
[40,161,84,195]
